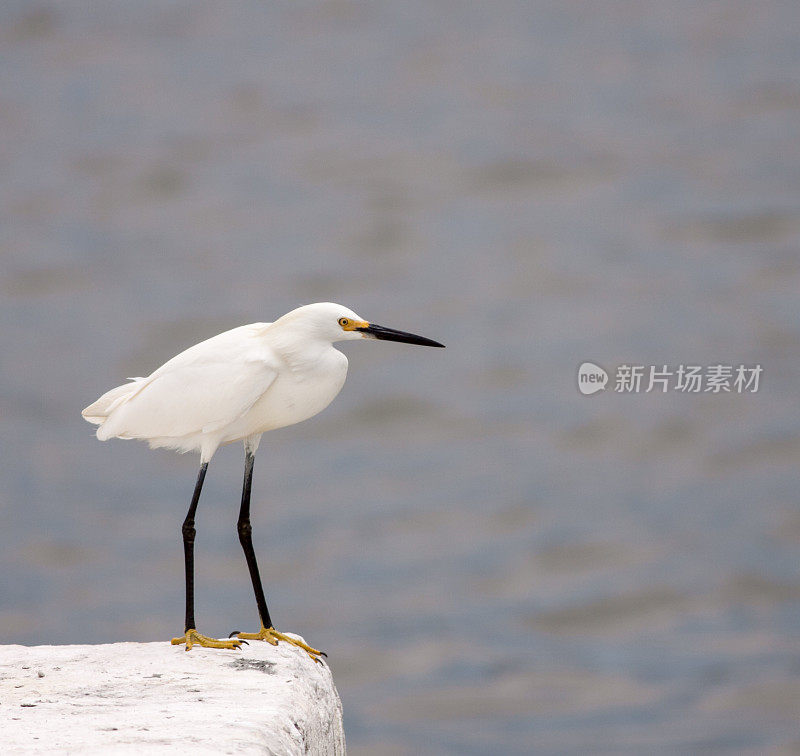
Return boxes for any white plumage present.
[82,303,363,462]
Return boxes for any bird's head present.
[276,302,445,348]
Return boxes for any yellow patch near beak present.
[340,318,369,332]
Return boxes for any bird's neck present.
[269,328,337,372]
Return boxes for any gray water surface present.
[2,2,800,753]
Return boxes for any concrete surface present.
[0,638,345,754]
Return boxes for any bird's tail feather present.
[81,379,146,426]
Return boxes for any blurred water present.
[2,1,800,753]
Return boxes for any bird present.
[82,302,444,659]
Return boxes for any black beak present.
[357,323,445,348]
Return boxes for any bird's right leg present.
[171,462,241,651]
[234,448,325,663]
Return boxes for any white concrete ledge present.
[0,637,345,754]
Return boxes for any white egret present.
[82,302,444,659]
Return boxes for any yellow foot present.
[171,628,242,651]
[235,626,326,663]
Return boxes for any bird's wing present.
[97,324,279,440]
[134,361,277,436]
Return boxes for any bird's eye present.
[338,317,349,327]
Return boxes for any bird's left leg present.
[234,444,326,663]
[171,461,241,651]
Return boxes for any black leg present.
[237,450,273,629]
[182,462,208,633]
